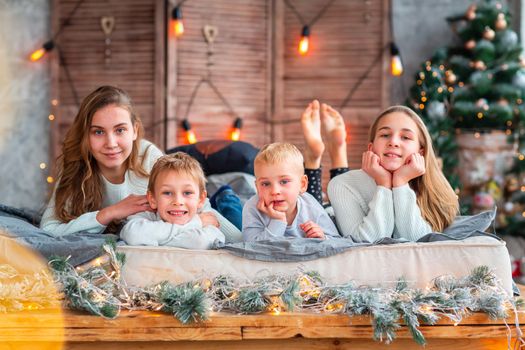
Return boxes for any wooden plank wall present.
[50,0,165,165]
[51,0,390,182]
[274,0,390,178]
[166,0,272,149]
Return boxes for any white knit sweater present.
[327,169,432,242]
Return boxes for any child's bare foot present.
[321,103,348,168]
[301,100,325,169]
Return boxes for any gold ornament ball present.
[495,13,507,30]
[483,28,495,40]
[465,5,476,20]
[473,60,487,70]
[465,40,476,50]
[445,71,457,84]
[498,98,509,106]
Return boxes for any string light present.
[30,40,54,62]
[39,163,46,170]
[298,26,310,55]
[230,117,243,141]
[390,42,403,76]
[30,0,85,62]
[181,119,197,144]
[172,7,184,37]
[48,114,55,121]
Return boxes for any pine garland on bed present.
[1,240,522,345]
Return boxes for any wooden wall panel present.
[51,0,165,165]
[167,0,271,149]
[274,0,390,188]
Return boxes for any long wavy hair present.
[54,86,148,223]
[369,105,459,232]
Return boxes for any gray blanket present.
[216,209,500,262]
[0,204,116,266]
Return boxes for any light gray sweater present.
[40,140,242,242]
[120,211,225,249]
[327,169,432,242]
[242,192,340,241]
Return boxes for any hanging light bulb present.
[30,40,55,62]
[298,25,310,55]
[231,117,243,141]
[390,42,403,76]
[172,7,184,37]
[181,119,197,144]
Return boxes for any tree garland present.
[1,241,522,345]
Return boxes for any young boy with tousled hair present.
[242,142,340,241]
[121,152,225,249]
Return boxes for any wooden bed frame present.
[2,307,524,350]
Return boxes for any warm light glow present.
[270,305,281,315]
[186,130,197,144]
[51,99,58,106]
[477,112,483,119]
[47,176,54,183]
[231,128,241,141]
[173,19,184,37]
[474,132,480,138]
[39,163,46,169]
[30,48,46,62]
[299,36,309,55]
[391,55,403,76]
[48,114,55,121]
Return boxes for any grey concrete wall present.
[0,0,50,211]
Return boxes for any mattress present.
[118,236,513,295]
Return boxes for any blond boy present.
[121,152,225,249]
[242,143,340,241]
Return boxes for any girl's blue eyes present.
[379,134,412,140]
[92,128,127,135]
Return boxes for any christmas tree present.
[406,0,525,234]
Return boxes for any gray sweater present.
[327,169,432,242]
[242,192,340,241]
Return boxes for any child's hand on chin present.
[362,151,392,188]
[257,198,287,222]
[300,220,325,239]
[393,153,425,187]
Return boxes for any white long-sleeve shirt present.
[120,211,225,249]
[327,169,432,242]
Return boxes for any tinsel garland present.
[0,263,60,312]
[3,241,522,345]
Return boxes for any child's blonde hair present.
[369,105,459,232]
[148,152,207,195]
[254,142,304,175]
[54,85,147,223]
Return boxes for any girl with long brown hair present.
[40,85,163,236]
